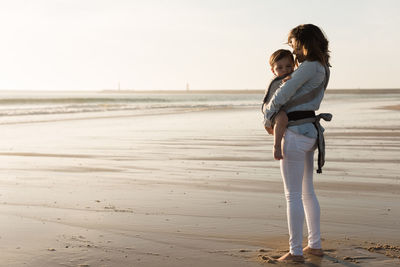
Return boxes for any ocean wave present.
[0,97,171,105]
[0,93,260,117]
[0,102,257,117]
[0,92,261,126]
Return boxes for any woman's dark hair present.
[269,49,294,67]
[288,24,330,66]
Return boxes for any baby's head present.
[269,49,294,78]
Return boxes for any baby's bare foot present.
[273,146,283,160]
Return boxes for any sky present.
[0,0,399,91]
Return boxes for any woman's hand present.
[282,75,291,82]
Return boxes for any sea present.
[0,91,263,124]
[0,90,398,125]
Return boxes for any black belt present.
[287,111,316,121]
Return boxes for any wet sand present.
[0,93,399,266]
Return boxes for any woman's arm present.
[264,61,317,126]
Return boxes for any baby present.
[262,49,295,160]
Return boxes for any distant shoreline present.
[101,88,400,94]
[0,88,399,94]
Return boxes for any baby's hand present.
[282,75,291,82]
[264,126,274,135]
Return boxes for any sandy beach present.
[0,91,399,266]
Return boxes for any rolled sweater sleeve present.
[264,61,317,127]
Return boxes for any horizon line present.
[0,88,399,93]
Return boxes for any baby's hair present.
[269,49,294,67]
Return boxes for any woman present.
[263,24,331,263]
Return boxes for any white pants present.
[280,130,321,256]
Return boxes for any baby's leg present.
[273,111,288,160]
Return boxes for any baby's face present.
[271,57,294,77]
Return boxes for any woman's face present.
[289,38,305,62]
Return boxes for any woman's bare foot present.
[303,246,324,256]
[277,252,305,263]
[273,146,283,160]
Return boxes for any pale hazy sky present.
[0,0,399,90]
